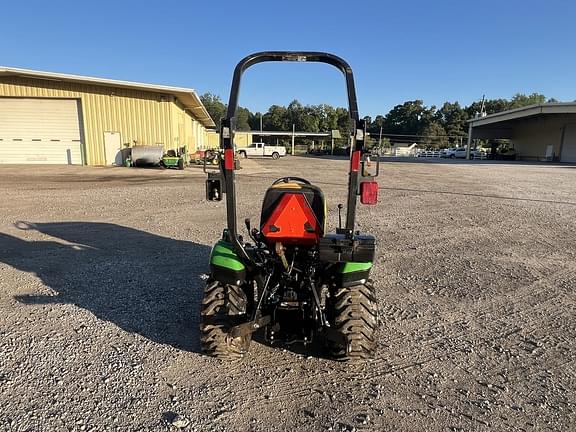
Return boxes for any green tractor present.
[202,52,380,361]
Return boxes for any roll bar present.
[224,52,360,124]
[218,51,366,263]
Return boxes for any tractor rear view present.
[202,52,379,361]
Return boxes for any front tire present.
[239,151,247,159]
[328,281,378,361]
[200,280,251,359]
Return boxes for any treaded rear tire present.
[200,280,251,359]
[328,280,378,361]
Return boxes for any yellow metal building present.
[0,66,215,165]
[204,131,253,149]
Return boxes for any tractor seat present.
[260,178,326,246]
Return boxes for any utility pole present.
[466,122,473,160]
[291,123,295,156]
[260,113,263,132]
[379,125,382,148]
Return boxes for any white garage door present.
[561,124,576,163]
[0,98,83,164]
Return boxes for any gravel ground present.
[1,157,575,432]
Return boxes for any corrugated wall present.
[205,131,219,149]
[234,132,252,148]
[0,76,207,165]
[201,131,253,150]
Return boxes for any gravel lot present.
[1,157,575,431]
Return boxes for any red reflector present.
[360,181,378,205]
[261,193,320,245]
[224,149,234,170]
[351,151,361,172]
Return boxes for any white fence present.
[380,149,489,159]
[416,150,441,158]
[416,150,489,160]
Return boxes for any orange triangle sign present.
[261,193,320,245]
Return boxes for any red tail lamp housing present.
[360,181,379,205]
[224,149,235,170]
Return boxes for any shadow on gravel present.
[252,333,334,361]
[2,222,209,353]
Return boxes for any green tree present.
[300,106,320,132]
[248,112,262,130]
[317,104,339,131]
[383,100,435,135]
[335,107,351,138]
[235,107,251,131]
[420,122,448,148]
[509,92,546,109]
[435,102,468,139]
[367,115,385,134]
[199,93,227,130]
[264,105,289,131]
[465,98,510,118]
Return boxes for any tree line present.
[200,92,558,148]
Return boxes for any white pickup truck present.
[237,143,287,160]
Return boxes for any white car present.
[450,147,485,159]
[237,143,286,160]
[452,147,468,158]
[441,148,457,158]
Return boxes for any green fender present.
[210,241,245,271]
[333,261,373,287]
[210,240,246,285]
[338,262,372,273]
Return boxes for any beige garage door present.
[0,98,83,164]
[561,124,576,163]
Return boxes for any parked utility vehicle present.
[237,143,286,159]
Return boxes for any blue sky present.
[1,0,575,116]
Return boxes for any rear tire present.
[328,280,378,361]
[271,152,280,160]
[239,151,247,159]
[200,280,251,359]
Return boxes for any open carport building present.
[0,66,215,165]
[468,103,576,163]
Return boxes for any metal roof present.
[468,102,576,127]
[0,66,215,128]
